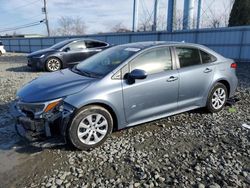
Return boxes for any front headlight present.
[16,98,63,118]
[44,99,63,113]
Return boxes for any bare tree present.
[110,22,131,33]
[52,16,87,36]
[209,19,221,28]
[200,0,235,29]
[173,9,183,31]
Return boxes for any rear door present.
[175,46,216,109]
[122,46,179,124]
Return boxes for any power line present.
[0,20,44,33]
[0,14,43,28]
[1,0,41,13]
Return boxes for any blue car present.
[12,41,238,150]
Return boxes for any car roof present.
[63,38,108,43]
[117,41,206,50]
[116,41,224,59]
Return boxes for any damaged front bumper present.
[10,99,75,142]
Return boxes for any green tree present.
[229,0,250,26]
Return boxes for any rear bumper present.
[0,48,6,54]
[229,74,238,98]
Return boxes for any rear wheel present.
[0,51,2,56]
[206,83,228,113]
[68,105,113,150]
[45,57,61,72]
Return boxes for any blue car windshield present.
[76,46,140,77]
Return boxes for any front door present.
[63,41,88,66]
[122,47,179,124]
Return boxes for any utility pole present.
[132,0,140,32]
[152,0,158,31]
[183,0,195,30]
[42,0,50,36]
[167,0,176,32]
[196,0,202,29]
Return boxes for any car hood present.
[17,69,95,103]
[27,48,55,57]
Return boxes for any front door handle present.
[204,68,212,73]
[167,76,178,82]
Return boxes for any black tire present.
[0,51,2,56]
[45,57,62,72]
[68,105,113,150]
[206,83,228,113]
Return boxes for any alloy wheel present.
[77,113,108,145]
[211,87,226,110]
[47,58,61,71]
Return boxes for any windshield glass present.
[50,40,72,50]
[76,46,140,77]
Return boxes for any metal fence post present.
[129,33,132,43]
[28,39,31,53]
[238,28,245,61]
[18,39,21,52]
[9,39,11,52]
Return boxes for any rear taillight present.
[231,63,237,69]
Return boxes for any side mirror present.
[127,69,147,84]
[63,47,70,52]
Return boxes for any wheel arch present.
[217,79,230,96]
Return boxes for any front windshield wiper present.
[71,66,102,78]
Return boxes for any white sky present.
[0,0,234,35]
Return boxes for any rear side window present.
[0,41,2,46]
[130,47,172,75]
[176,47,201,68]
[68,41,86,51]
[85,41,107,48]
[200,50,217,63]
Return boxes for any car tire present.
[68,105,113,150]
[206,83,228,113]
[0,51,2,56]
[45,57,62,72]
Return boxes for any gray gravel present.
[0,53,249,187]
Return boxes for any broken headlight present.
[16,98,63,118]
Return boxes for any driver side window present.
[130,47,172,75]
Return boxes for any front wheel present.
[45,57,61,72]
[206,83,228,113]
[68,105,113,150]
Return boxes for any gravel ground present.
[0,53,249,188]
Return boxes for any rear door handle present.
[204,68,212,73]
[167,76,178,82]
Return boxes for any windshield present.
[75,46,140,77]
[50,40,72,50]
